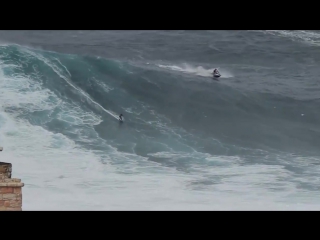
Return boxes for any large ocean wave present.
[1,33,320,209]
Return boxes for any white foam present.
[53,57,71,77]
[261,30,320,46]
[93,77,114,93]
[158,63,233,78]
[2,108,320,210]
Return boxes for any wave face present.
[1,30,320,210]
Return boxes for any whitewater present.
[0,30,320,210]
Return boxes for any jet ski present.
[212,70,221,78]
[213,73,221,78]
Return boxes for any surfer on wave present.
[119,114,123,121]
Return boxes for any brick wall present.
[0,162,24,211]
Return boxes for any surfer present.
[213,69,219,75]
[119,114,123,121]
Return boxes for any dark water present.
[1,30,320,209]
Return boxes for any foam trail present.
[22,48,120,120]
[158,63,233,78]
[53,57,72,77]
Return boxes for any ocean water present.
[0,30,320,210]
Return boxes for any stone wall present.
[0,161,24,211]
